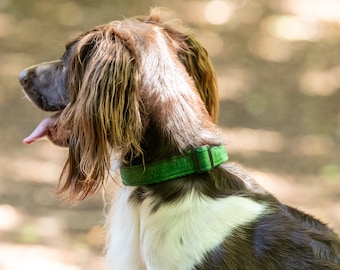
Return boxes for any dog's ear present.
[177,34,219,123]
[57,27,143,200]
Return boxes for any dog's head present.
[19,10,219,200]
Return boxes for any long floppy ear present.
[179,34,219,123]
[57,27,143,200]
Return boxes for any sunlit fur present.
[56,11,219,200]
[107,185,267,269]
[19,9,340,269]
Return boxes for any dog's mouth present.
[23,113,69,147]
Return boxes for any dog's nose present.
[19,69,28,85]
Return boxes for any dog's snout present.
[19,69,28,86]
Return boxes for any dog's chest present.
[106,187,266,270]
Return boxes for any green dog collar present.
[120,145,228,186]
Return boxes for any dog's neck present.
[128,95,222,167]
[128,27,222,166]
[122,84,222,167]
[120,145,228,186]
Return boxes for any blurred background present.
[0,0,340,269]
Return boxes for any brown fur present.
[52,11,219,200]
[19,10,340,268]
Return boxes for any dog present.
[19,10,339,270]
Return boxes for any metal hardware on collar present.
[192,145,214,174]
[120,145,228,186]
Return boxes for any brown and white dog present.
[19,10,339,270]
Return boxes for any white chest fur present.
[106,187,266,270]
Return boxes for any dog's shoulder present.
[197,199,340,269]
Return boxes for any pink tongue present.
[23,117,57,144]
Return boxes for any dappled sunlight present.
[0,244,104,270]
[250,170,303,203]
[249,169,338,225]
[292,134,335,156]
[195,30,224,56]
[1,156,63,183]
[0,245,78,270]
[0,142,66,183]
[280,0,340,23]
[248,36,294,62]
[218,69,251,100]
[33,216,65,238]
[222,128,285,153]
[178,1,207,25]
[1,0,340,268]
[204,0,234,25]
[0,204,23,231]
[299,68,340,96]
[262,15,322,41]
[0,204,104,269]
[222,127,338,158]
[181,0,236,25]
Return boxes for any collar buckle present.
[192,145,214,174]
